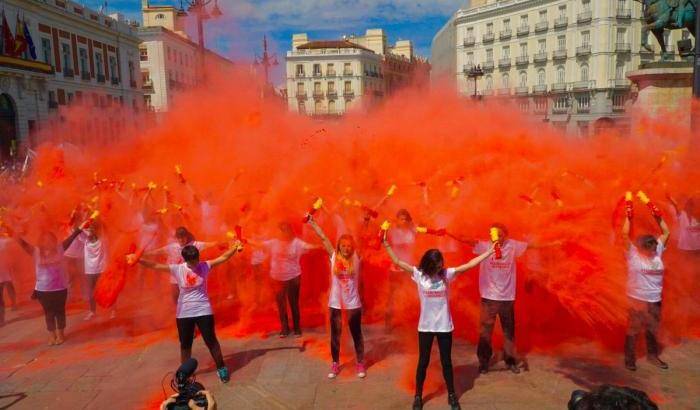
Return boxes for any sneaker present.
[412,395,423,410]
[84,311,96,321]
[448,393,461,410]
[279,331,289,339]
[647,356,669,369]
[356,362,366,378]
[217,367,230,383]
[293,331,302,338]
[327,362,340,379]
[625,360,637,371]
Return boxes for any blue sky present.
[86,0,468,84]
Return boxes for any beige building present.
[432,0,694,136]
[139,0,234,113]
[286,29,430,116]
[0,0,143,161]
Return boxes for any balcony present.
[295,72,305,78]
[499,29,512,40]
[515,55,529,66]
[533,52,547,63]
[483,32,495,43]
[343,70,353,76]
[616,8,631,19]
[97,74,105,83]
[576,45,591,56]
[572,80,594,90]
[610,78,631,89]
[554,16,568,29]
[498,58,511,69]
[616,42,631,53]
[81,71,90,80]
[313,90,324,99]
[482,89,494,96]
[48,100,58,109]
[63,68,74,78]
[463,36,475,47]
[535,21,549,32]
[343,90,355,98]
[111,77,119,85]
[482,60,495,70]
[327,71,337,77]
[326,90,338,99]
[552,49,567,60]
[496,88,511,96]
[515,86,529,95]
[517,25,530,36]
[312,71,322,77]
[533,84,547,94]
[552,105,569,114]
[296,91,307,100]
[577,11,592,24]
[551,82,568,92]
[142,80,154,93]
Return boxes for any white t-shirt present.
[34,246,68,291]
[63,231,85,259]
[389,227,416,269]
[412,266,457,333]
[626,241,665,303]
[165,241,206,284]
[84,236,107,275]
[169,261,213,318]
[0,238,12,283]
[263,238,313,281]
[474,239,528,301]
[678,212,700,251]
[328,252,362,310]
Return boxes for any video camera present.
[165,358,209,410]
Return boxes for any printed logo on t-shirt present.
[423,289,447,298]
[489,260,510,269]
[641,269,664,276]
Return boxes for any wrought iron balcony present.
[313,90,324,99]
[498,58,511,69]
[552,49,567,60]
[533,52,547,63]
[616,8,631,19]
[610,79,631,89]
[499,29,512,40]
[97,74,105,83]
[326,90,338,98]
[343,90,354,98]
[463,36,475,47]
[576,45,591,56]
[535,21,549,32]
[516,55,529,66]
[462,63,475,73]
[577,11,592,24]
[295,72,305,78]
[482,60,495,70]
[533,84,547,94]
[551,82,568,92]
[483,32,495,43]
[296,91,307,100]
[515,86,529,95]
[615,43,631,53]
[496,88,511,96]
[572,80,594,90]
[554,16,568,29]
[81,71,90,80]
[517,25,530,36]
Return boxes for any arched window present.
[156,13,165,19]
[580,64,589,82]
[556,65,565,83]
[485,75,493,90]
[519,71,527,87]
[537,68,546,85]
[502,73,509,88]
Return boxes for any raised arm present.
[208,243,243,268]
[666,194,680,217]
[453,244,495,274]
[307,217,334,256]
[657,216,671,247]
[381,234,413,273]
[137,257,171,272]
[61,227,83,251]
[14,236,34,255]
[622,214,632,249]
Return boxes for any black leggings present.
[275,276,301,334]
[416,331,454,397]
[85,274,100,312]
[330,308,364,363]
[36,289,68,331]
[176,315,225,368]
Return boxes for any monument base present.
[627,62,693,130]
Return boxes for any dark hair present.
[636,234,658,251]
[181,245,200,263]
[418,249,445,281]
[396,209,413,222]
[336,234,355,252]
[490,223,509,236]
[175,226,195,243]
[568,384,658,410]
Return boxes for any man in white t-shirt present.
[622,202,671,371]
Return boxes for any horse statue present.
[637,0,697,59]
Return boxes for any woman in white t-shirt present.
[81,222,111,321]
[135,242,243,383]
[621,201,671,371]
[382,234,493,410]
[308,216,366,379]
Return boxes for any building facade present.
[286,29,430,116]
[431,0,694,136]
[139,0,235,113]
[0,0,142,161]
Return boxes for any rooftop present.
[297,40,374,53]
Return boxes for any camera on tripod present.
[162,358,210,410]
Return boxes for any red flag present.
[1,11,15,56]
[13,13,26,56]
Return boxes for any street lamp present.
[466,65,484,99]
[253,35,279,88]
[177,0,223,72]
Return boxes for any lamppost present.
[466,65,484,99]
[254,35,279,90]
[177,0,223,74]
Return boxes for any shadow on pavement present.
[0,392,27,410]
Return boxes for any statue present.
[638,0,697,59]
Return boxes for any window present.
[128,61,135,84]
[296,64,304,76]
[503,19,511,30]
[296,82,304,94]
[467,27,473,36]
[581,31,590,46]
[613,93,626,109]
[539,10,547,22]
[313,63,321,76]
[344,62,352,75]
[156,13,165,19]
[328,100,336,114]
[466,52,474,64]
[328,82,335,92]
[327,63,335,75]
[580,64,589,81]
[538,68,546,85]
[520,43,528,57]
[559,5,567,17]
[485,75,493,90]
[558,35,566,50]
[663,30,671,48]
[344,81,352,93]
[167,47,171,61]
[616,28,626,44]
[616,62,625,79]
[503,46,510,58]
[139,47,148,61]
[582,0,591,12]
[95,53,104,76]
[486,48,493,61]
[61,43,72,72]
[486,23,494,34]
[41,38,52,65]
[79,48,88,73]
[617,0,626,10]
[109,56,118,80]
[313,82,321,93]
[556,66,565,83]
[538,39,546,52]
[519,71,527,87]
[502,73,509,88]
[298,101,305,114]
[520,15,528,26]
[576,94,590,110]
[314,100,322,113]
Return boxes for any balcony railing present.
[313,90,324,98]
[533,52,547,63]
[610,78,631,89]
[463,63,475,73]
[515,86,529,95]
[97,74,105,83]
[111,77,120,85]
[498,58,511,69]
[534,104,547,114]
[496,88,511,96]
[343,90,355,98]
[343,70,354,76]
[616,42,631,53]
[517,25,530,36]
[463,36,475,47]
[295,72,305,78]
[482,89,494,96]
[576,45,591,56]
[499,29,512,40]
[483,32,495,43]
[312,71,322,77]
[551,82,568,92]
[572,80,594,90]
[577,11,592,24]
[552,105,569,114]
[533,84,547,94]
[516,55,529,66]
[327,90,338,98]
[48,100,58,109]
[81,71,90,80]
[327,71,337,77]
[296,91,307,100]
[616,8,631,19]
[554,16,568,28]
[482,60,495,70]
[552,49,567,60]
[535,21,549,32]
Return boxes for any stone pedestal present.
[627,62,693,130]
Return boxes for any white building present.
[286,29,430,116]
[431,0,694,136]
[0,0,142,161]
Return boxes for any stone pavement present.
[1,301,699,410]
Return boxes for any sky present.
[86,0,469,85]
